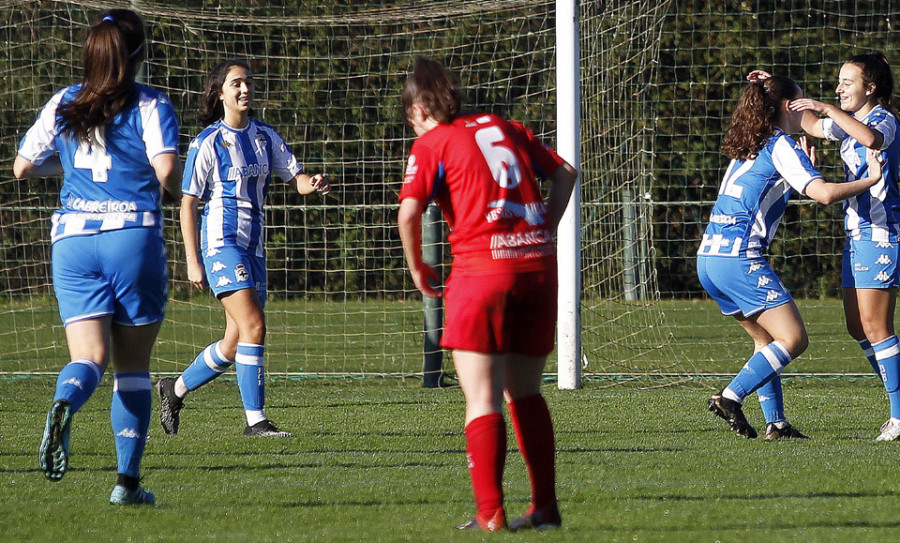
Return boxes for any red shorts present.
[440,268,557,356]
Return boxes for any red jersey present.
[399,113,565,274]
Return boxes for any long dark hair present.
[846,51,895,114]
[722,75,800,160]
[401,57,460,124]
[198,60,253,127]
[56,9,146,143]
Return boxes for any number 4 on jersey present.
[73,128,112,182]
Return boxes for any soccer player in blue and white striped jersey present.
[790,52,900,441]
[15,9,182,505]
[155,60,329,438]
[699,74,884,440]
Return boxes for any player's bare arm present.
[13,154,63,179]
[291,172,331,196]
[805,148,884,205]
[153,151,183,203]
[179,194,205,289]
[790,98,882,147]
[545,162,579,233]
[398,197,441,298]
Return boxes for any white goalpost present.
[555,0,582,390]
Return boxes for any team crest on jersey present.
[876,254,894,266]
[756,276,771,288]
[747,262,763,274]
[255,134,268,155]
[211,261,227,273]
[216,276,233,287]
[235,263,250,283]
[765,290,781,302]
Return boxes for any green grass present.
[3,377,900,542]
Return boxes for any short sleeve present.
[140,91,179,162]
[399,140,441,204]
[267,128,304,182]
[821,117,848,143]
[868,110,897,150]
[17,89,67,165]
[182,135,213,199]
[771,134,822,194]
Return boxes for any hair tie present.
[129,42,144,59]
[102,15,114,22]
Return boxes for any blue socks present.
[181,341,234,391]
[756,375,784,424]
[858,339,881,375]
[725,341,792,402]
[111,372,151,479]
[54,358,103,414]
[873,335,900,419]
[235,343,266,426]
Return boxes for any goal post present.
[555,0,582,390]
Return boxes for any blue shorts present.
[202,243,267,306]
[697,254,792,317]
[842,238,900,289]
[52,228,168,326]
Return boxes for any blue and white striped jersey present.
[698,129,822,258]
[17,84,179,242]
[182,118,303,258]
[823,105,900,241]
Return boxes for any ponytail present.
[57,9,146,144]
[722,75,800,160]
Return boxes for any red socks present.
[464,412,507,526]
[507,394,557,513]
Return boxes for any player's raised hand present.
[799,136,817,167]
[788,98,830,114]
[310,173,331,196]
[747,70,771,82]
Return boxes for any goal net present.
[5,0,885,382]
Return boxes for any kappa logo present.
[62,377,83,390]
[211,261,227,273]
[875,270,892,282]
[756,276,771,288]
[206,247,221,258]
[116,428,141,439]
[765,290,781,302]
[235,263,250,282]
[877,241,895,249]
[876,254,893,266]
[216,276,233,287]
[748,262,763,274]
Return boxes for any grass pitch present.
[2,376,900,542]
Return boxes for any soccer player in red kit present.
[397,58,578,532]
